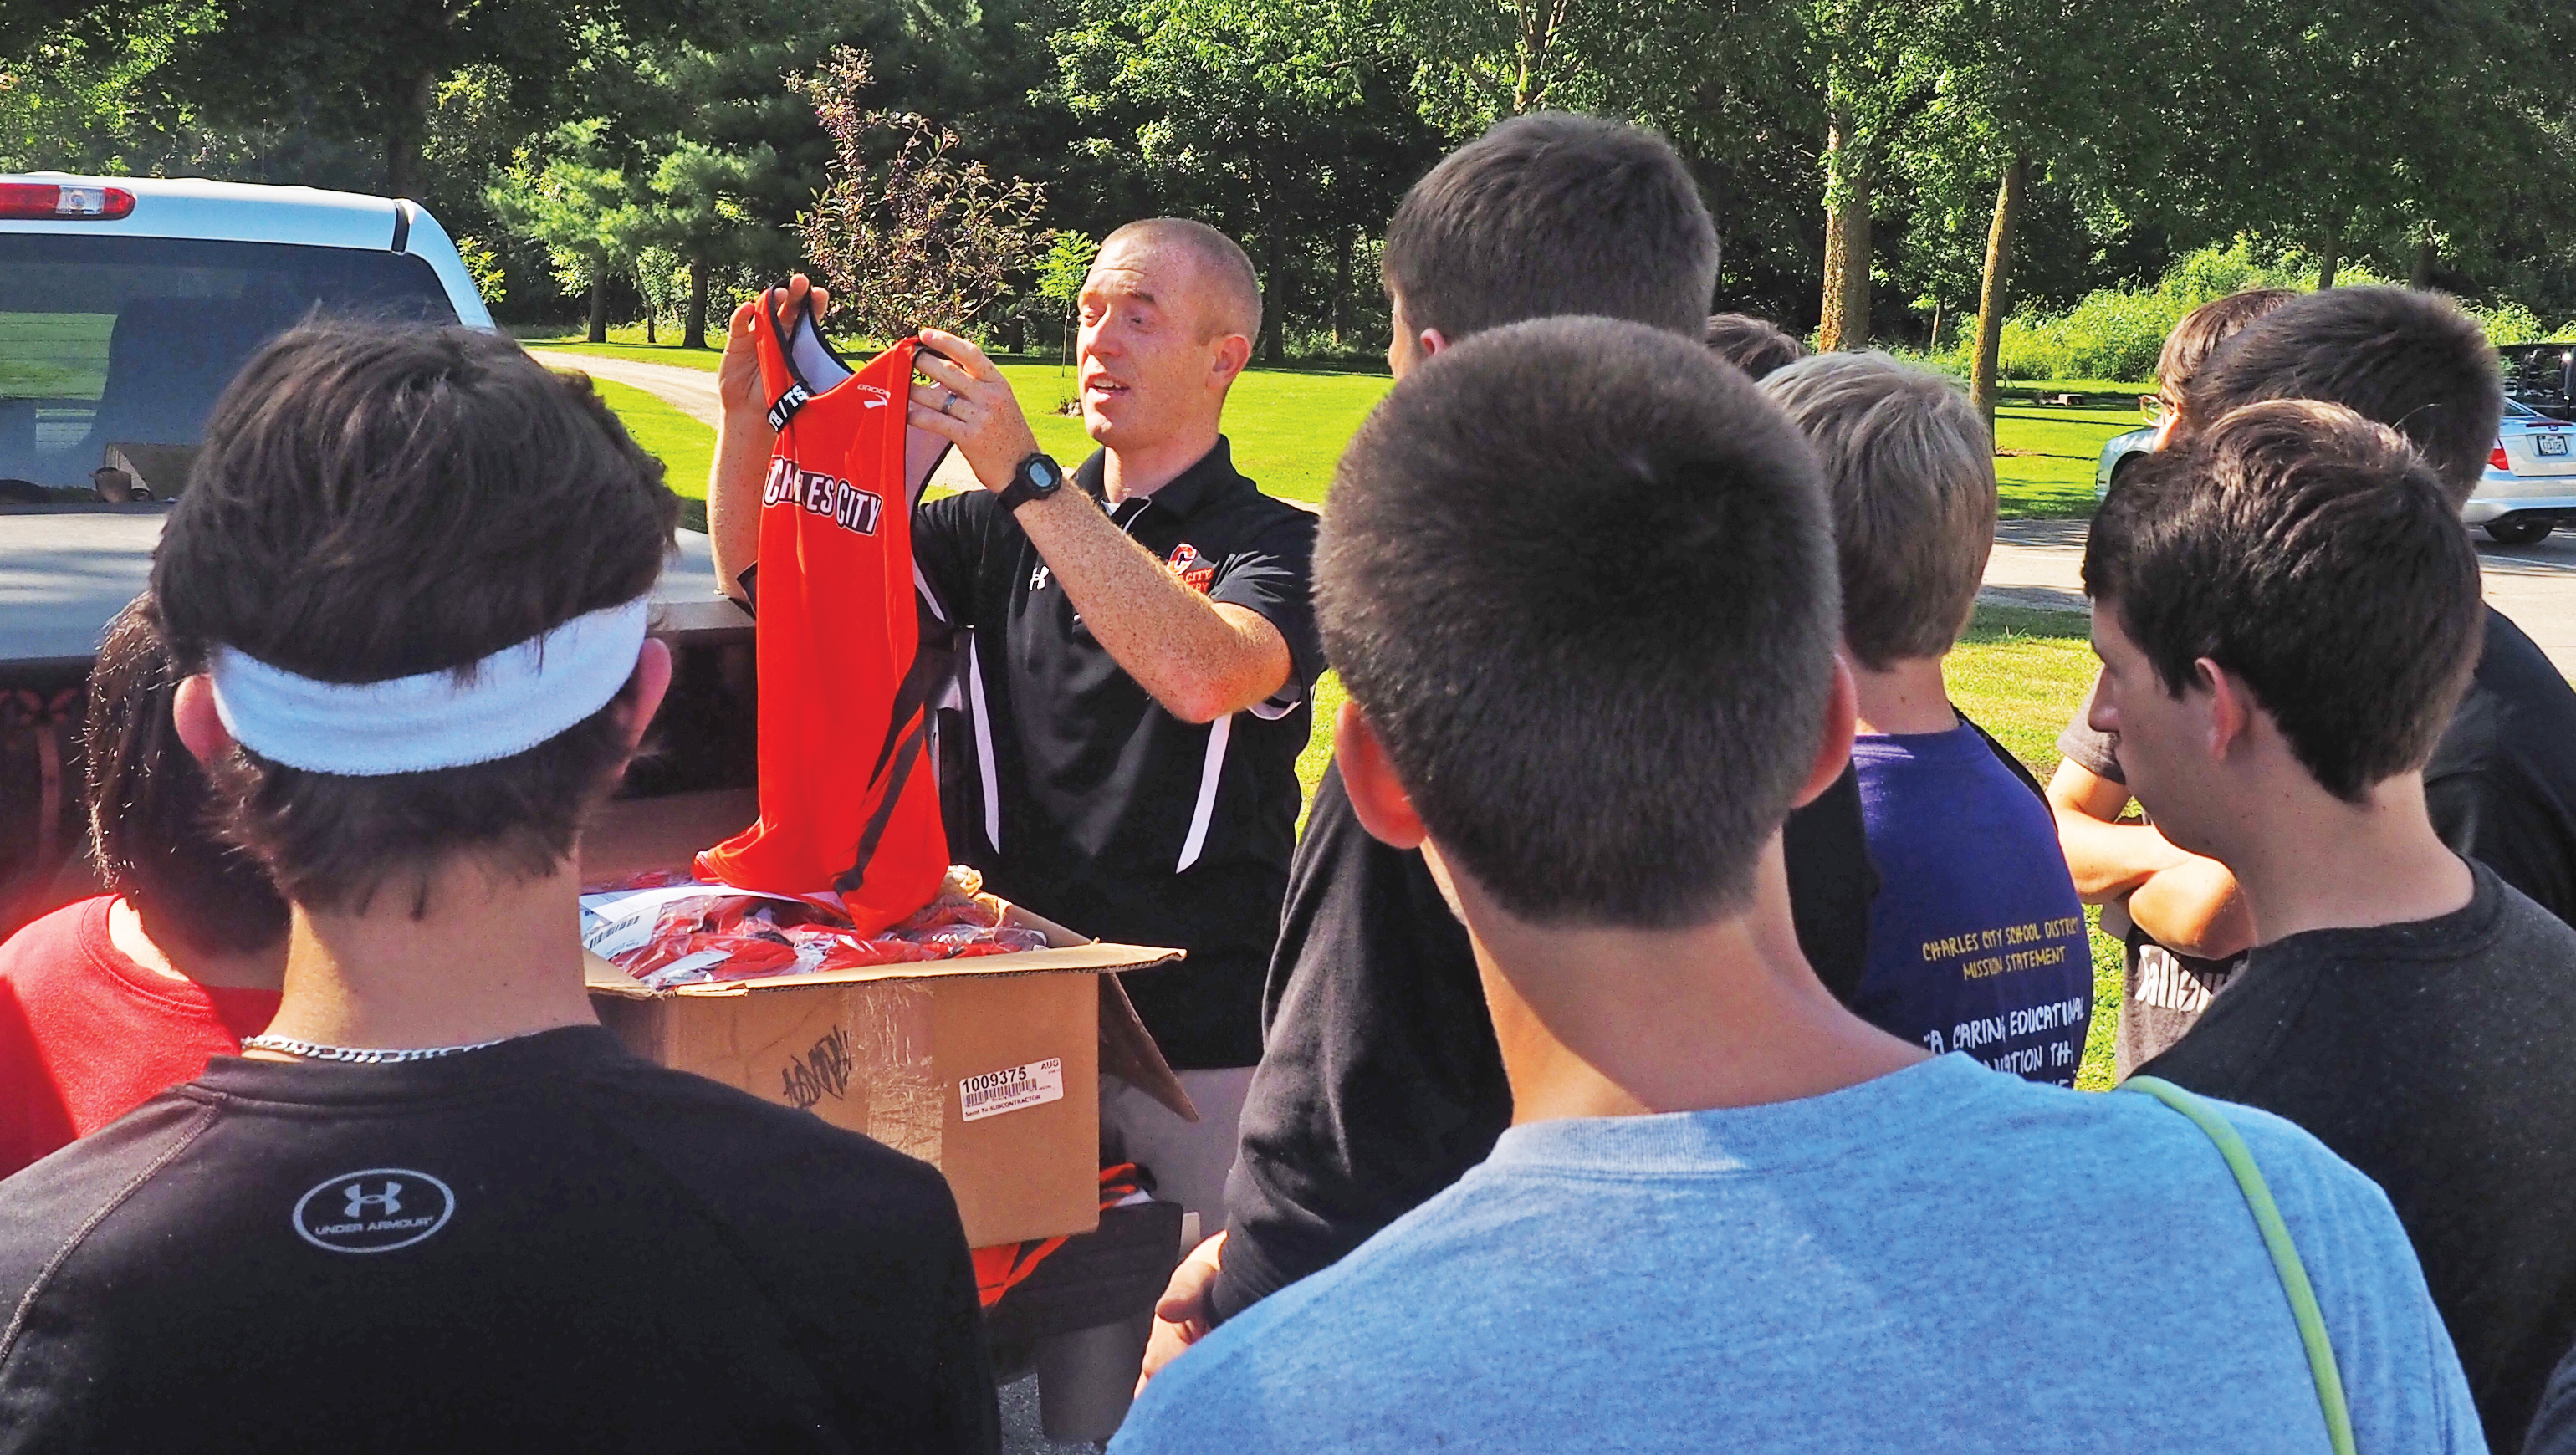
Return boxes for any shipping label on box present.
[961,1057,1066,1124]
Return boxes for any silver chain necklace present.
[239,1033,518,1064]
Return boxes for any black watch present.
[996,452,1066,513]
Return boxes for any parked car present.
[2093,394,2576,546]
[0,174,744,937]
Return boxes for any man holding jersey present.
[708,224,1321,1238]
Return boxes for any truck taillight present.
[0,181,135,220]
[2492,444,2512,472]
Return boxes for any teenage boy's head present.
[2154,288,2294,428]
[2083,401,2481,857]
[153,324,680,913]
[2180,286,2502,502]
[1320,315,1843,930]
[84,594,288,956]
[1381,112,1717,375]
[1705,314,1808,380]
[1761,352,1994,671]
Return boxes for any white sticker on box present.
[959,1058,1065,1123]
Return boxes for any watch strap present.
[997,453,1062,513]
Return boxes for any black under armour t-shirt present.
[0,1027,996,1454]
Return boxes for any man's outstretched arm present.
[907,329,1292,725]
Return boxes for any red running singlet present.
[696,301,952,933]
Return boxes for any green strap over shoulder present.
[2119,1075,2358,1455]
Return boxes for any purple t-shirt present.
[1849,723,2093,1084]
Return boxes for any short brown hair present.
[1762,352,1996,669]
[1098,217,1263,342]
[1319,315,1836,927]
[2084,401,2482,801]
[2181,286,2503,503]
[2155,288,2294,408]
[1705,314,1808,380]
[83,594,288,956]
[152,324,678,911]
[1382,113,1717,344]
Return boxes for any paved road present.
[1981,519,2576,676]
[529,347,989,495]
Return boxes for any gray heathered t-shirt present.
[1114,1054,2480,1455]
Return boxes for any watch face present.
[1030,460,1059,489]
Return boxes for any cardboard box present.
[580,789,1192,1248]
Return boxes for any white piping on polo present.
[914,559,948,624]
[1175,713,1231,873]
[967,632,1003,852]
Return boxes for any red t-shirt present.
[0,895,280,1178]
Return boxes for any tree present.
[487,120,647,343]
[105,0,644,200]
[1055,0,1441,360]
[641,136,790,349]
[1889,0,2146,429]
[1804,0,1929,350]
[2126,0,2553,292]
[792,48,1050,342]
[1035,230,1101,362]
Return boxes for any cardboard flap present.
[584,950,637,993]
[1098,973,1197,1123]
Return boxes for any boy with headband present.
[0,324,999,1453]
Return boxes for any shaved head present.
[1096,218,1262,343]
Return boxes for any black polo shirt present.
[913,440,1321,1070]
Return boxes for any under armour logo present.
[1030,564,1052,592]
[344,1182,403,1219]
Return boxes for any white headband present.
[207,597,652,776]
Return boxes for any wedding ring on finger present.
[940,388,964,418]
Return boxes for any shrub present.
[2468,301,2545,345]
[1951,242,2439,385]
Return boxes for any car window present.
[2502,345,2575,416]
[0,234,456,498]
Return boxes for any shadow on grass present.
[1965,603,2091,643]
[1997,482,2100,519]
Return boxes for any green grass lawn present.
[536,332,2151,520]
[527,334,1372,504]
[1993,401,2144,518]
[588,378,713,500]
[0,312,113,398]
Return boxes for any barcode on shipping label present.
[959,1058,1065,1123]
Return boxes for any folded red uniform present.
[624,932,801,989]
[697,299,953,933]
[972,1164,1153,1308]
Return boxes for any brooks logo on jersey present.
[762,457,885,536]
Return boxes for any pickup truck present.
[0,173,753,935]
[0,176,1175,1442]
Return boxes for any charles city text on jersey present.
[762,456,884,536]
